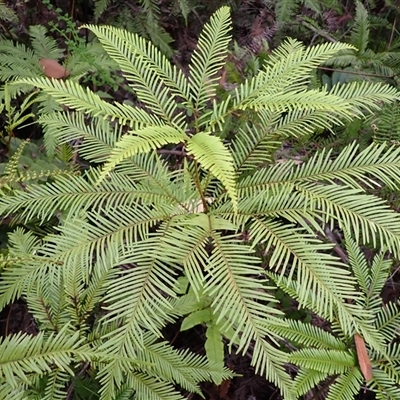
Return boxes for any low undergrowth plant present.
[1,6,400,399]
[322,2,400,88]
[0,22,122,111]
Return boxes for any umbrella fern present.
[1,6,400,399]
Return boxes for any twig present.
[5,304,13,336]
[388,17,396,50]
[318,66,395,80]
[157,149,187,156]
[0,20,15,40]
[300,20,338,43]
[324,225,348,263]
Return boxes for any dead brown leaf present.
[39,58,70,79]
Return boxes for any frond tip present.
[189,6,232,111]
[186,132,237,211]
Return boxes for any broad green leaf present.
[181,309,212,331]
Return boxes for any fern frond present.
[268,319,347,350]
[265,107,338,137]
[136,333,232,394]
[269,272,387,356]
[210,40,355,128]
[99,126,187,181]
[78,251,117,319]
[186,132,237,210]
[351,2,370,54]
[250,219,370,331]
[94,0,111,20]
[0,155,188,223]
[374,302,400,342]
[2,139,31,181]
[369,368,400,399]
[325,368,363,400]
[0,41,42,80]
[174,0,191,22]
[329,80,399,116]
[83,24,189,127]
[295,183,400,257]
[275,0,299,23]
[39,112,119,159]
[254,39,354,92]
[0,1,17,23]
[189,6,232,111]
[291,368,328,397]
[323,51,358,68]
[25,270,72,332]
[16,78,165,128]
[41,369,71,400]
[141,0,175,57]
[240,88,355,117]
[203,234,293,398]
[368,253,392,301]
[0,252,60,310]
[97,359,185,400]
[0,172,101,222]
[344,232,370,300]
[2,7,400,399]
[158,221,209,295]
[29,25,64,60]
[231,116,280,172]
[238,141,400,198]
[371,103,400,144]
[146,24,175,59]
[7,227,41,255]
[39,204,167,272]
[0,326,80,388]
[0,381,26,400]
[95,0,174,56]
[157,216,293,397]
[124,372,185,400]
[97,232,178,348]
[289,348,355,374]
[0,230,65,311]
[88,335,209,400]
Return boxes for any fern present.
[323,1,400,88]
[275,0,301,23]
[1,6,400,399]
[268,232,400,399]
[94,0,175,57]
[0,1,17,24]
[351,1,370,54]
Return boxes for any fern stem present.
[157,149,188,157]
[388,17,396,49]
[324,225,349,264]
[193,159,209,213]
[301,20,337,43]
[4,303,12,336]
[318,66,395,79]
[0,20,15,40]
